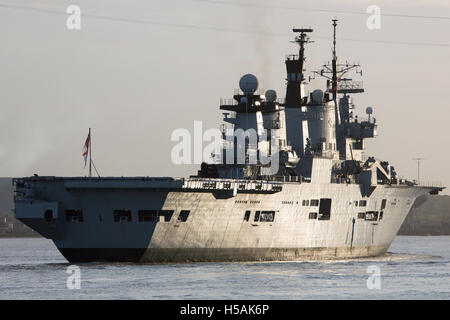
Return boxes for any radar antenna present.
[311,19,364,96]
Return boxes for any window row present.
[354,200,367,207]
[243,210,276,223]
[357,211,384,221]
[302,199,319,207]
[353,199,386,209]
[64,209,190,223]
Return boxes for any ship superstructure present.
[13,21,443,263]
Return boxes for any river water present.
[0,236,449,299]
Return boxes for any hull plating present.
[14,177,432,263]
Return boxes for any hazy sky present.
[0,0,449,194]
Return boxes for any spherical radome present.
[265,89,277,102]
[239,74,259,94]
[366,106,373,115]
[311,89,324,104]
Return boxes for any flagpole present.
[89,128,92,177]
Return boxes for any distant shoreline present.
[0,233,42,238]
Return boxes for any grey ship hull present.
[14,176,438,263]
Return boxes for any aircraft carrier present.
[13,21,443,263]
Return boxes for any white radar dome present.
[239,74,259,94]
[265,90,277,102]
[366,106,373,115]
[311,89,324,104]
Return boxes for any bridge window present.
[65,210,83,222]
[381,199,387,210]
[113,210,132,222]
[177,210,190,222]
[358,212,365,219]
[318,198,332,220]
[254,211,260,222]
[310,199,319,206]
[359,200,367,207]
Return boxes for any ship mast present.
[285,28,313,108]
[331,19,340,134]
[89,128,92,177]
[331,19,338,104]
[310,19,363,101]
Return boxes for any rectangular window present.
[318,198,332,220]
[365,211,378,221]
[381,199,387,210]
[243,210,251,222]
[113,210,132,222]
[159,210,174,222]
[310,199,319,206]
[359,200,367,207]
[254,211,261,222]
[138,210,173,222]
[379,211,384,220]
[260,211,275,222]
[138,210,158,222]
[309,212,317,219]
[65,210,83,222]
[177,210,190,222]
[302,200,306,206]
[358,212,365,219]
[45,210,53,222]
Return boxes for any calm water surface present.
[0,236,449,299]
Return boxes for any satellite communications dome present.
[265,90,277,102]
[239,74,259,94]
[366,106,373,115]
